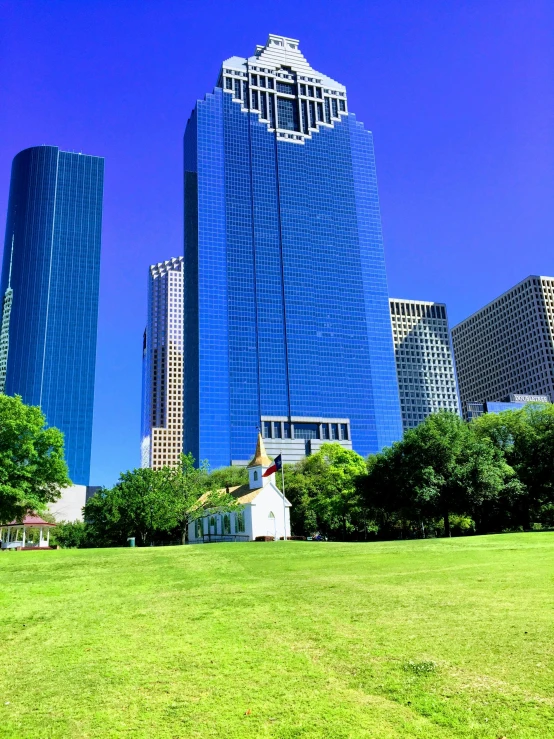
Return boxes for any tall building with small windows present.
[452,276,554,418]
[141,258,184,469]
[0,145,103,485]
[390,299,460,430]
[183,34,402,467]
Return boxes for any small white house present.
[188,434,291,543]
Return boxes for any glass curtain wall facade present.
[184,35,402,467]
[0,146,103,485]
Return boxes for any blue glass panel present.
[1,146,103,484]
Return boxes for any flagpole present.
[280,449,287,541]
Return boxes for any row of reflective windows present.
[262,420,349,441]
[391,302,447,319]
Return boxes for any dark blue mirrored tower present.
[0,146,103,485]
[184,35,402,467]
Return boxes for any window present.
[251,74,258,85]
[283,422,291,438]
[308,85,314,97]
[294,423,319,439]
[277,98,299,131]
[321,424,330,440]
[331,423,338,440]
[253,470,258,481]
[309,101,316,127]
[316,87,322,99]
[195,519,203,538]
[331,98,338,117]
[234,79,241,99]
[223,515,231,535]
[263,420,271,438]
[267,77,274,89]
[260,92,267,119]
[273,422,282,438]
[236,511,245,533]
[276,81,294,94]
[225,77,232,90]
[251,90,258,109]
[299,83,306,95]
[259,76,266,88]
[301,100,309,134]
[340,424,348,440]
[339,99,345,111]
[317,102,323,121]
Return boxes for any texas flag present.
[263,454,282,477]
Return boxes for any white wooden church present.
[188,434,291,543]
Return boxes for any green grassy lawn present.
[0,535,553,738]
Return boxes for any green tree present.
[284,443,367,539]
[0,395,71,523]
[362,412,515,536]
[473,404,554,528]
[205,465,248,491]
[84,467,177,546]
[166,453,239,543]
[51,520,90,549]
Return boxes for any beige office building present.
[141,257,184,469]
[451,275,554,417]
[390,299,460,430]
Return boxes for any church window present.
[236,512,245,533]
[195,519,203,538]
[223,515,231,535]
[253,470,258,481]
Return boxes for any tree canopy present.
[0,395,71,523]
[83,454,239,546]
[361,411,516,536]
[472,404,554,528]
[284,443,368,539]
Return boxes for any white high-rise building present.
[389,299,460,430]
[141,258,184,469]
[452,276,554,417]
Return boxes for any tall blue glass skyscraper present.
[184,35,402,468]
[0,146,103,485]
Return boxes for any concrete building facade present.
[141,257,184,469]
[390,299,460,430]
[452,276,554,418]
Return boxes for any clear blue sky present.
[1,0,553,486]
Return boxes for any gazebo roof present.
[5,513,55,527]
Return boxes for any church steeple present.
[247,433,272,488]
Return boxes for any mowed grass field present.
[0,535,553,738]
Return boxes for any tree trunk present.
[443,510,451,537]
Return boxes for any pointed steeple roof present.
[247,432,272,468]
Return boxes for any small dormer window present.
[254,470,258,481]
